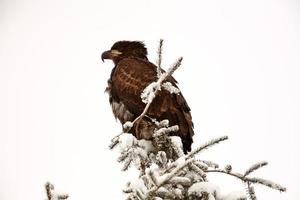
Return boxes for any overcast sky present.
[0,0,299,199]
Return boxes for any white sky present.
[0,0,299,199]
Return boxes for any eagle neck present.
[109,65,117,81]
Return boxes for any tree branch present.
[156,39,163,77]
[45,182,69,200]
[132,57,183,127]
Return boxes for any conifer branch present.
[186,136,229,159]
[243,161,268,177]
[145,158,194,199]
[45,182,53,200]
[205,165,286,193]
[108,40,286,200]
[246,177,286,192]
[205,169,245,181]
[247,183,257,200]
[45,182,68,200]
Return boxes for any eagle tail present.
[174,109,194,154]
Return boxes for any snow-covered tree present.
[44,40,286,200]
[109,40,286,200]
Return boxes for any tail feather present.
[176,110,194,153]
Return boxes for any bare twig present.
[156,39,164,77]
[130,57,183,130]
[109,47,183,146]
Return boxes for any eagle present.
[101,41,194,153]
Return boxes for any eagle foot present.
[133,118,156,140]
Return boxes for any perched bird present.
[102,41,194,153]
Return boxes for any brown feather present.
[104,41,194,153]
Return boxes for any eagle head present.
[101,41,148,63]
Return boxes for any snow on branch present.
[40,41,285,200]
[156,39,163,78]
[186,136,229,159]
[45,182,68,200]
[116,132,286,199]
[247,183,257,200]
[110,42,183,152]
[116,133,154,171]
[205,161,286,194]
[139,56,182,109]
[246,177,286,192]
[109,40,286,200]
[162,82,180,94]
[243,161,268,177]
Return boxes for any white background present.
[0,0,299,199]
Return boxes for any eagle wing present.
[110,58,194,152]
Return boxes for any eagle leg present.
[133,118,142,139]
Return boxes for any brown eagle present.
[102,41,194,153]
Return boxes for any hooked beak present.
[101,50,111,62]
[101,50,122,62]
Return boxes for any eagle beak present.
[101,50,111,62]
[101,50,122,62]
